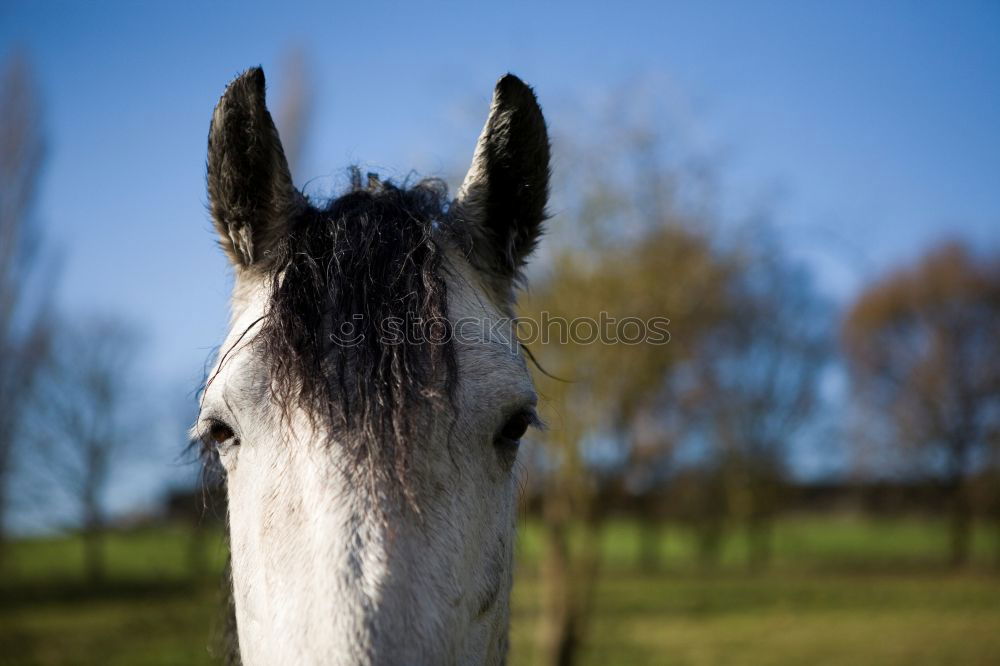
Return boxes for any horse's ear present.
[454,74,550,290]
[207,67,301,270]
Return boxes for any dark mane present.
[258,170,461,497]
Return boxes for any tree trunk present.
[696,519,723,570]
[82,491,105,584]
[948,484,971,568]
[746,514,773,571]
[0,436,10,574]
[188,520,208,575]
[221,555,243,666]
[0,491,7,574]
[83,524,105,583]
[637,518,663,572]
[994,518,1000,571]
[538,496,579,666]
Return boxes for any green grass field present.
[2,517,999,665]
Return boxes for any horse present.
[194,67,550,665]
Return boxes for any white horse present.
[195,67,550,665]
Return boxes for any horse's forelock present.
[255,173,462,499]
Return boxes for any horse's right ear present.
[454,74,550,293]
[207,67,301,270]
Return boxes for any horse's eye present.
[208,421,235,445]
[497,411,533,445]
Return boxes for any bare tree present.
[520,115,737,664]
[36,318,140,582]
[684,244,830,568]
[0,52,50,565]
[842,242,1000,566]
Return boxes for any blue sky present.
[3,1,999,521]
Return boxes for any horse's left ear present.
[454,74,550,289]
[207,67,302,270]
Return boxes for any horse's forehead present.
[200,278,270,407]
[206,253,528,406]
[229,274,269,325]
[444,255,531,384]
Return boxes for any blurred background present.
[2,1,999,664]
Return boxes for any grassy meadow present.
[2,516,999,665]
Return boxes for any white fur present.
[198,254,534,665]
